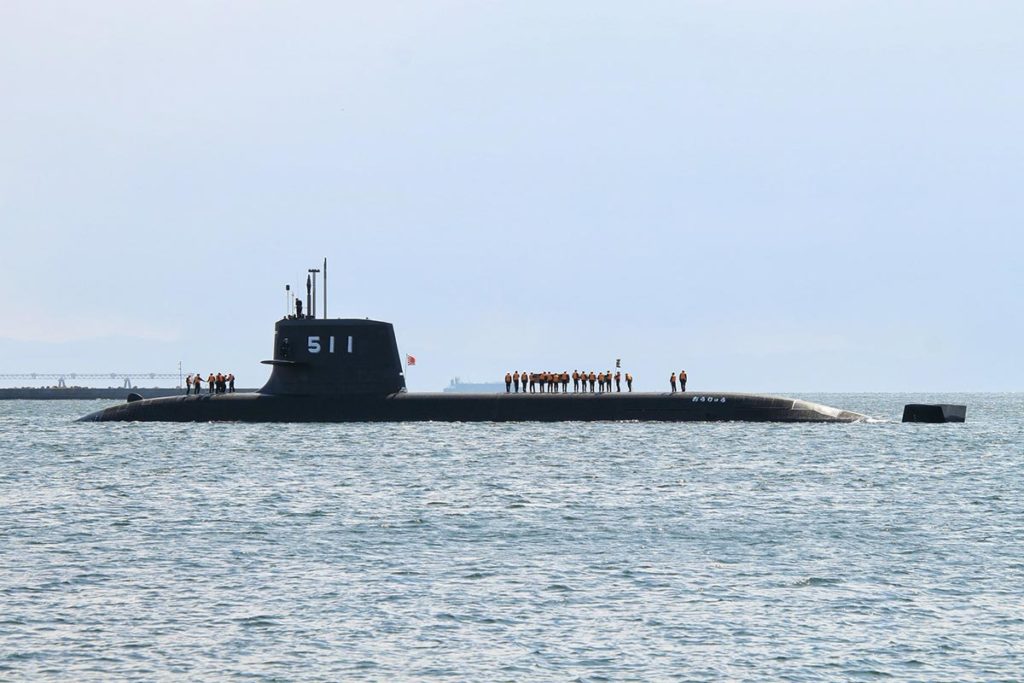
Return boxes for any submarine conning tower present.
[259,317,406,396]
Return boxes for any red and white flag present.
[406,354,417,366]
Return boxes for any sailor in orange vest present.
[185,374,192,395]
[505,372,512,393]
[589,370,596,392]
[572,370,580,393]
[521,371,527,393]
[679,370,687,392]
[670,372,677,393]
[207,373,216,394]
[193,374,202,394]
[529,372,536,393]
[513,371,520,393]
[626,372,633,392]
[614,371,621,392]
[561,371,569,393]
[605,370,612,392]
[228,373,235,393]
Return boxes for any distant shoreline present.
[0,387,255,400]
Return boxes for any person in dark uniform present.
[529,373,536,393]
[513,371,520,393]
[193,374,202,394]
[572,370,580,393]
[614,371,621,392]
[561,371,569,393]
[679,370,687,392]
[589,371,596,392]
[670,372,677,393]
[505,372,512,393]
[228,373,235,393]
[185,374,192,395]
[208,373,216,394]
[626,372,633,392]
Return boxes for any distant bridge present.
[0,373,181,388]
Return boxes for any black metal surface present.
[78,317,867,423]
[79,391,866,423]
[258,318,406,397]
[902,404,967,423]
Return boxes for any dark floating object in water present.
[78,317,866,424]
[902,404,967,423]
[78,269,869,424]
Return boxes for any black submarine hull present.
[78,316,868,423]
[78,391,865,423]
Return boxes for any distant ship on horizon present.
[442,377,505,393]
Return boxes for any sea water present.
[0,394,1021,681]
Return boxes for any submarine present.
[79,269,866,424]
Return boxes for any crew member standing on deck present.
[208,373,216,394]
[679,370,687,392]
[193,373,202,394]
[513,371,520,393]
[562,371,569,393]
[670,372,677,393]
[626,372,633,392]
[185,374,192,395]
[572,370,580,393]
[589,370,597,392]
[505,372,512,393]
[228,373,235,393]
[614,371,621,392]
[529,372,536,393]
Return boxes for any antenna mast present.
[306,274,312,319]
[308,267,321,318]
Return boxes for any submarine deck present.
[78,391,866,423]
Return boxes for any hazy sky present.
[1,1,1021,391]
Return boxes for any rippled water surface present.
[1,394,1022,681]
